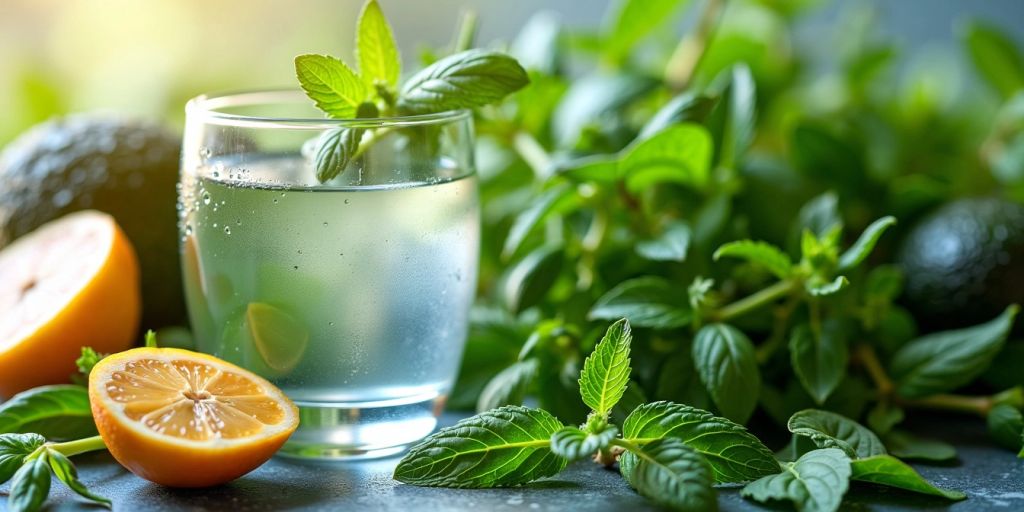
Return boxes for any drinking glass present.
[179,90,479,459]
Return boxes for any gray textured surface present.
[2,414,1022,511]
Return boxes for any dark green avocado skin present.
[897,197,1024,330]
[0,115,184,330]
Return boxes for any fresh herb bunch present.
[396,319,967,511]
[294,0,528,182]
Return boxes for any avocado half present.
[0,115,184,330]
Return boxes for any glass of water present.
[178,90,479,459]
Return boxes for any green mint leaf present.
[295,54,367,119]
[987,403,1024,452]
[788,409,886,459]
[621,401,779,483]
[638,92,717,140]
[789,323,848,405]
[510,12,561,74]
[619,124,712,192]
[636,221,691,262]
[75,348,105,378]
[314,127,363,183]
[589,277,692,329]
[693,324,760,423]
[394,405,566,488]
[9,454,51,512]
[790,192,842,253]
[502,184,577,258]
[357,0,400,91]
[552,72,655,147]
[866,403,904,436]
[883,430,957,462]
[741,448,851,512]
[143,329,158,348]
[476,359,538,412]
[549,424,617,461]
[713,240,793,279]
[851,455,966,500]
[837,216,896,270]
[890,305,1018,398]
[805,276,849,297]
[555,154,618,183]
[502,245,564,314]
[687,277,715,313]
[961,20,1024,99]
[714,64,757,170]
[398,49,528,114]
[604,0,689,63]
[578,319,632,416]
[0,433,46,485]
[0,385,96,440]
[47,449,111,507]
[627,438,717,512]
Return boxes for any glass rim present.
[185,88,472,129]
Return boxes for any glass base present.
[276,394,445,460]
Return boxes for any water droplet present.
[344,199,350,205]
[328,322,335,326]
[199,147,212,158]
[281,192,287,197]
[224,226,231,235]
[202,193,211,205]
[323,222,328,227]
[235,219,242,226]
[293,265,299,270]
[184,225,193,236]
[212,171,220,178]
[213,222,218,228]
[272,199,279,204]
[297,250,303,255]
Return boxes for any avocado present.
[0,115,184,329]
[897,197,1024,329]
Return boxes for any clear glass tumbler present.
[178,90,479,459]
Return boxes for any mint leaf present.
[789,323,848,405]
[713,240,793,279]
[549,424,617,461]
[636,221,691,262]
[476,359,538,412]
[9,454,51,512]
[75,348,105,377]
[0,433,45,485]
[788,409,886,459]
[693,323,760,423]
[837,216,896,270]
[47,449,112,507]
[502,184,577,258]
[578,319,632,416]
[589,277,692,329]
[314,127,363,183]
[805,276,849,297]
[639,92,716,140]
[621,401,779,483]
[961,20,1024,99]
[851,455,965,500]
[741,448,851,512]
[715,64,757,170]
[394,405,566,487]
[502,245,564,314]
[295,54,367,119]
[398,49,529,114]
[143,329,158,348]
[620,124,712,192]
[604,0,689,63]
[0,385,96,440]
[890,306,1018,398]
[627,438,717,512]
[987,403,1024,452]
[884,430,957,462]
[357,0,400,91]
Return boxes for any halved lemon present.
[88,347,299,487]
[0,210,140,398]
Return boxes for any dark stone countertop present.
[3,413,1022,511]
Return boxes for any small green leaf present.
[961,20,1024,99]
[628,438,717,512]
[9,454,51,512]
[988,403,1024,452]
[790,192,842,252]
[789,323,848,405]
[693,324,760,424]
[75,348,105,377]
[295,54,367,119]
[639,92,717,140]
[741,448,851,512]
[0,433,46,485]
[552,72,654,147]
[314,127,363,183]
[851,455,965,500]
[555,154,618,183]
[589,277,692,329]
[805,276,849,297]
[837,216,896,270]
[636,221,691,262]
[0,385,96,440]
[578,319,632,416]
[503,184,577,258]
[890,306,1019,398]
[866,404,904,436]
[621,401,779,483]
[501,245,564,314]
[143,329,158,348]
[398,49,529,114]
[715,64,757,170]
[357,0,400,90]
[788,409,886,459]
[884,430,957,462]
[550,424,617,461]
[476,359,538,412]
[604,0,690,63]
[394,405,566,488]
[620,124,712,192]
[47,449,112,507]
[713,240,793,279]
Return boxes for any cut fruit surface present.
[0,210,140,398]
[89,347,299,487]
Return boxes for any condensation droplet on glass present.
[293,265,299,270]
[273,199,279,204]
[199,147,212,158]
[323,222,328,227]
[224,226,231,235]
[184,225,193,236]
[202,193,211,205]
[344,199,350,205]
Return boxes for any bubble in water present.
[224,226,231,235]
[272,199,279,204]
[212,222,218,228]
[344,199,350,205]
[281,192,287,197]
[293,265,299,270]
[202,193,211,205]
[328,322,335,326]
[323,222,328,227]
[236,219,242,226]
[297,250,303,254]
[199,147,212,158]
[184,225,193,236]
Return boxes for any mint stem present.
[452,9,479,53]
[711,279,797,322]
[664,0,725,90]
[897,394,993,417]
[51,435,107,457]
[513,131,554,179]
[855,344,894,398]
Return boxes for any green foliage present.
[0,385,96,440]
[589,277,691,328]
[851,455,966,500]
[692,324,761,423]
[578,319,632,416]
[788,409,886,459]
[628,438,717,512]
[550,424,618,461]
[741,448,851,512]
[398,50,530,113]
